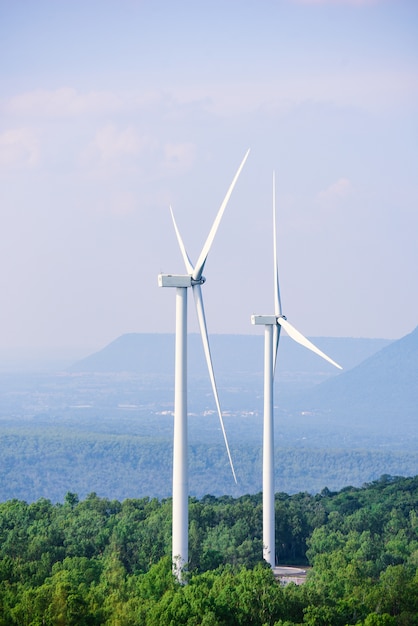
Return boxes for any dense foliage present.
[0,475,417,624]
[2,424,418,501]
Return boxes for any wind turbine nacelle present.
[158,274,193,288]
[251,314,277,326]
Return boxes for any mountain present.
[296,325,418,432]
[70,333,391,384]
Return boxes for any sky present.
[1,0,417,359]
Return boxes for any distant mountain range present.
[299,324,418,424]
[1,328,416,501]
[70,327,418,447]
[70,332,392,381]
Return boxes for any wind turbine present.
[251,172,342,568]
[158,149,250,580]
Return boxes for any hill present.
[70,332,391,385]
[293,325,418,442]
[299,324,418,414]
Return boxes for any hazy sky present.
[1,0,417,357]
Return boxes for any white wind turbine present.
[158,149,250,580]
[251,172,342,568]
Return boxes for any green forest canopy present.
[0,474,417,625]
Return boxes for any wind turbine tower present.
[251,172,342,568]
[158,150,250,580]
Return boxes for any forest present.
[0,474,417,624]
[2,421,418,502]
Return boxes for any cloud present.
[163,142,196,174]
[92,125,142,161]
[107,191,138,216]
[79,124,163,185]
[166,67,418,119]
[80,124,156,173]
[0,128,40,168]
[284,179,353,235]
[317,178,353,209]
[6,88,123,117]
[5,87,165,118]
[4,65,415,138]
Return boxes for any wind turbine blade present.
[277,317,343,370]
[272,324,281,376]
[170,206,194,275]
[272,172,282,317]
[193,149,250,281]
[192,284,238,483]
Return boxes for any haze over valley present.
[1,328,416,503]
